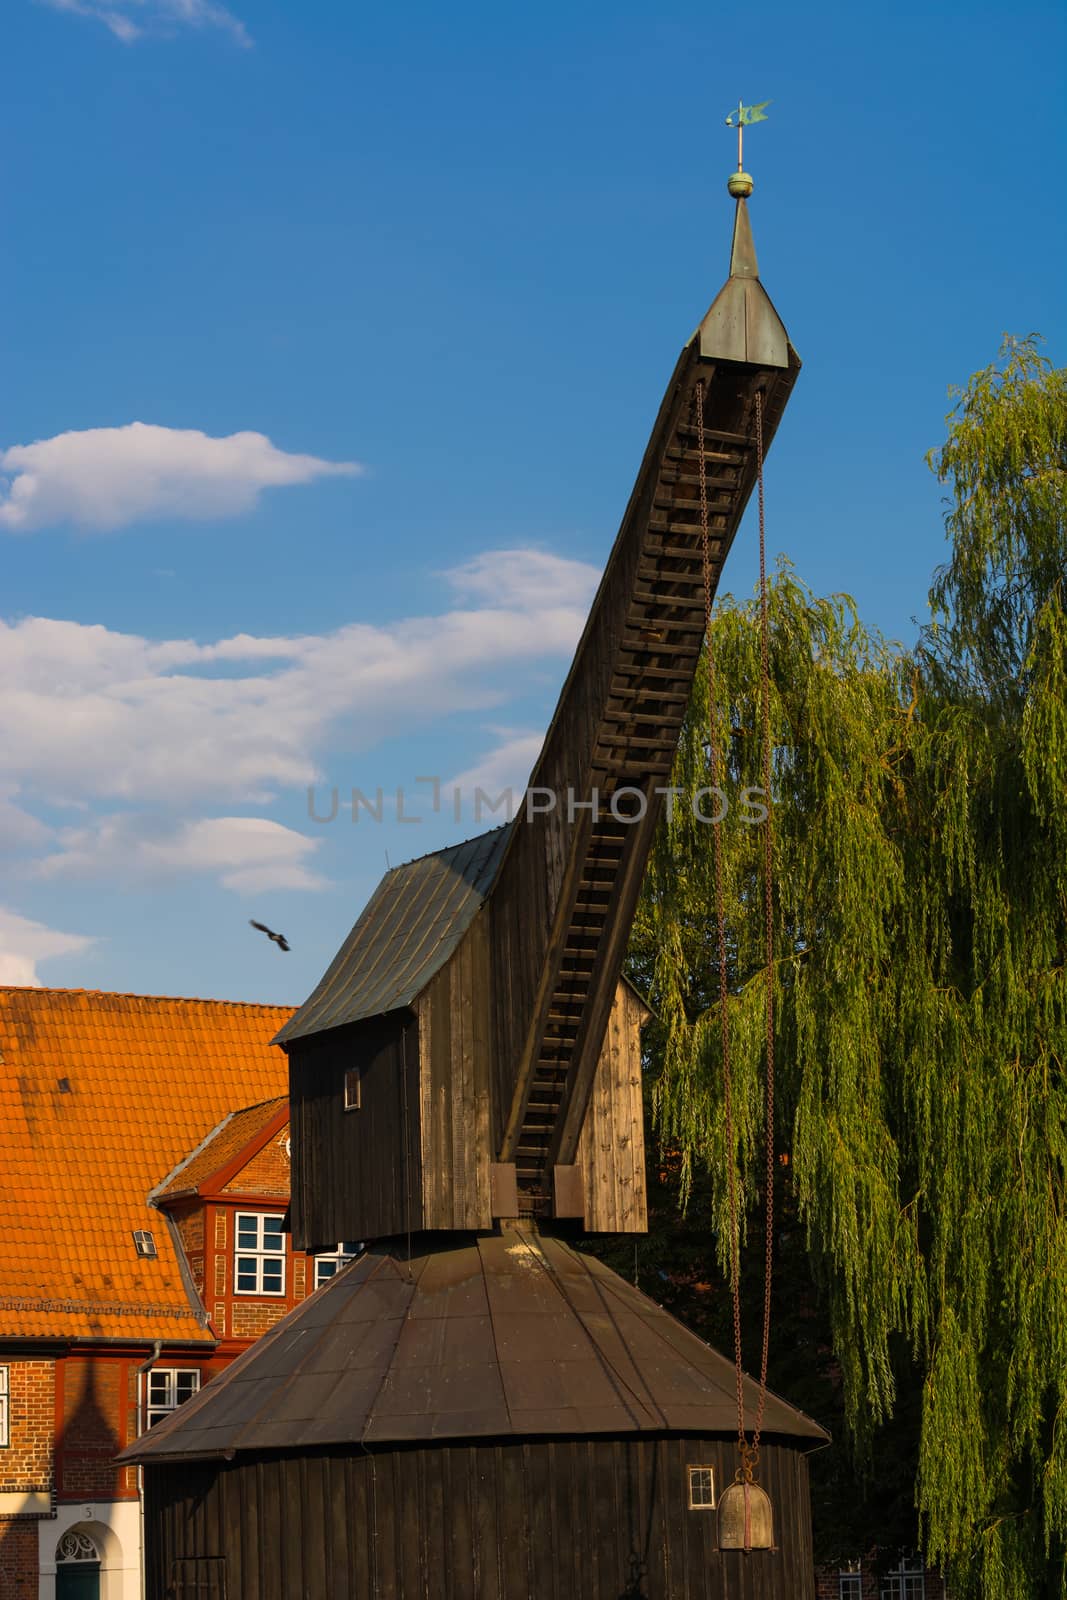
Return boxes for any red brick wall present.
[0,1361,54,1493]
[57,1356,124,1502]
[292,1254,307,1301]
[222,1130,290,1196]
[0,1519,37,1599]
[230,1301,290,1338]
[173,1205,206,1297]
[0,1363,49,1600]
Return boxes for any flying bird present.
[250,920,290,952]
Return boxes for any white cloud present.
[41,0,250,46]
[447,548,599,613]
[0,422,359,534]
[448,730,547,815]
[0,548,597,809]
[0,791,51,853]
[0,907,93,987]
[0,546,598,887]
[37,815,324,894]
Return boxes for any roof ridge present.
[0,986,294,1012]
[390,822,509,875]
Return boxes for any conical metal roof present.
[122,1231,827,1462]
[692,197,793,368]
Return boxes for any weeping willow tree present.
[633,338,1066,1598]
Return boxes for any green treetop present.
[631,337,1067,1599]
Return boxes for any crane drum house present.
[123,176,829,1600]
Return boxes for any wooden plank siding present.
[415,910,492,1230]
[288,1013,422,1252]
[145,1434,816,1600]
[576,979,649,1232]
[292,932,647,1242]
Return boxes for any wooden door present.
[55,1564,100,1600]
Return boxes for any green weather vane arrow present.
[724,100,769,198]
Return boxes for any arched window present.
[57,1532,99,1562]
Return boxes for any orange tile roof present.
[153,1096,288,1199]
[0,987,292,1344]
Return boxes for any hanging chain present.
[696,378,747,1463]
[751,387,775,1460]
[697,380,776,1483]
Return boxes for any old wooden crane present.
[125,181,828,1600]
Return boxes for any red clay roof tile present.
[0,987,292,1342]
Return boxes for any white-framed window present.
[687,1464,716,1509]
[313,1241,362,1289]
[234,1212,286,1295]
[343,1066,362,1111]
[145,1368,201,1429]
[881,1556,925,1600]
[839,1559,863,1599]
[0,1366,8,1447]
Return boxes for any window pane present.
[263,1260,283,1292]
[148,1371,171,1404]
[236,1219,258,1249]
[687,1465,714,1508]
[236,1259,258,1290]
[176,1372,200,1403]
[262,1216,284,1249]
[316,1260,338,1284]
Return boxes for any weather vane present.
[724,99,769,198]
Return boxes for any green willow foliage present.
[634,339,1066,1598]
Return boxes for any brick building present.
[815,1557,949,1598]
[0,987,351,1600]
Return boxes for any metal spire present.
[724,98,770,199]
[690,102,791,368]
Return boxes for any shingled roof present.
[123,1230,827,1461]
[275,827,508,1046]
[0,987,292,1342]
[151,1096,289,1202]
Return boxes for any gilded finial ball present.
[727,170,754,199]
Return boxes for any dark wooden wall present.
[414,910,492,1230]
[145,1433,816,1600]
[288,1013,422,1252]
[289,942,649,1242]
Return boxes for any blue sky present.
[1,0,1064,1004]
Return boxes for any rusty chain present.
[696,379,776,1483]
[696,378,747,1461]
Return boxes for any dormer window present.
[234,1212,286,1295]
[343,1066,362,1111]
